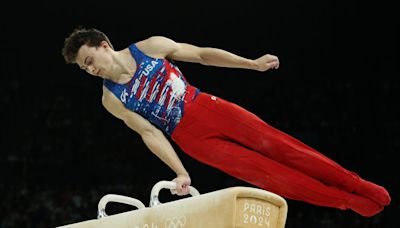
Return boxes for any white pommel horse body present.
[56,181,288,228]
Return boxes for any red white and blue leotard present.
[103,43,199,135]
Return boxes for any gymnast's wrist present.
[177,172,190,178]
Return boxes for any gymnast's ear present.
[101,41,110,48]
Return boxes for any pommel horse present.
[56,181,288,228]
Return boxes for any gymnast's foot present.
[347,193,384,217]
[354,179,391,206]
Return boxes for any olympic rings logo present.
[165,216,187,228]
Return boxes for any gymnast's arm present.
[101,86,191,195]
[136,35,280,72]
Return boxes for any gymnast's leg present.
[173,129,383,217]
[172,93,390,213]
[210,97,390,207]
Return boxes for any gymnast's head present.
[62,27,114,78]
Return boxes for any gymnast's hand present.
[253,54,280,72]
[171,174,191,196]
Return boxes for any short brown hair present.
[62,27,114,64]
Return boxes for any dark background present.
[1,0,399,227]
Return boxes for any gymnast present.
[62,27,390,217]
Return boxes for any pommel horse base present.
[57,181,288,228]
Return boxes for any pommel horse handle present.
[97,194,146,219]
[149,180,200,207]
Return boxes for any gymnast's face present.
[76,41,114,78]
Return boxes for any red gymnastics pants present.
[171,92,374,211]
